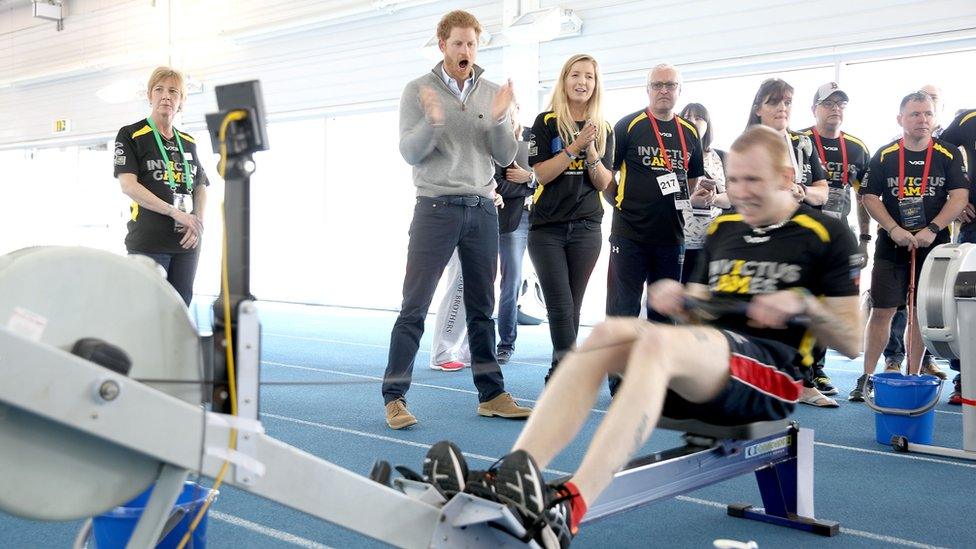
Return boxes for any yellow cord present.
[176,109,246,549]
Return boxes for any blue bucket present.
[91,481,217,549]
[869,373,942,445]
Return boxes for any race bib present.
[657,172,679,196]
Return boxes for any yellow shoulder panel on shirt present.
[960,111,976,126]
[843,133,869,153]
[879,142,900,162]
[131,125,152,139]
[706,213,743,235]
[627,112,648,133]
[791,214,830,243]
[543,112,558,124]
[177,131,195,144]
[789,133,801,142]
[800,129,813,136]
[677,117,699,139]
[933,142,954,160]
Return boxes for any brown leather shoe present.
[921,361,948,380]
[477,392,532,418]
[385,399,418,430]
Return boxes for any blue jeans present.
[133,250,199,306]
[498,209,529,351]
[382,196,506,405]
[606,234,682,321]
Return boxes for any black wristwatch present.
[926,222,941,233]
[859,233,872,242]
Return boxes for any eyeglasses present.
[820,99,848,110]
[649,81,679,91]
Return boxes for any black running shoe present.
[494,450,549,524]
[813,372,838,396]
[423,440,468,498]
[848,374,868,402]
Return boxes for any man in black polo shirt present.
[852,91,969,401]
[604,64,709,393]
[940,107,976,404]
[798,82,871,400]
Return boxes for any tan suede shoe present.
[385,399,418,429]
[477,392,531,418]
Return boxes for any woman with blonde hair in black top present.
[113,66,208,306]
[527,53,614,380]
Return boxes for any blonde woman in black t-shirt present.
[113,66,208,306]
[527,53,614,380]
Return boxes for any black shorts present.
[870,253,928,309]
[661,330,802,426]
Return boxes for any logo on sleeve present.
[114,142,126,166]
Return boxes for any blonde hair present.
[437,10,481,40]
[146,66,187,106]
[549,54,607,156]
[731,125,792,170]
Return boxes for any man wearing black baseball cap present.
[798,83,871,403]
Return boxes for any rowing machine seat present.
[657,417,791,440]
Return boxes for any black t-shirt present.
[528,112,614,227]
[940,109,976,230]
[859,138,968,262]
[114,119,209,254]
[799,127,870,219]
[611,110,706,244]
[690,205,859,368]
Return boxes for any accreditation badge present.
[822,187,847,219]
[172,193,193,233]
[897,196,926,231]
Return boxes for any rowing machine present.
[904,242,976,461]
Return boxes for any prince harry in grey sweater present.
[382,10,532,429]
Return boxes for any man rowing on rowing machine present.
[420,125,864,548]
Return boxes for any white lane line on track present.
[210,511,332,548]
[262,412,570,476]
[262,332,550,368]
[262,360,607,413]
[815,441,976,469]
[262,413,948,548]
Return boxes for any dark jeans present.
[134,250,200,306]
[606,234,683,321]
[528,220,602,369]
[382,196,505,405]
[680,248,702,284]
[498,209,529,351]
[606,234,682,394]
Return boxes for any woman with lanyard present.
[527,53,614,381]
[114,66,208,306]
[747,78,828,208]
[746,78,835,408]
[679,102,730,284]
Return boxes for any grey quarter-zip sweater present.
[398,61,517,198]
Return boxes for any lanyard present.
[811,129,849,187]
[646,111,688,172]
[897,138,934,199]
[146,117,193,193]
